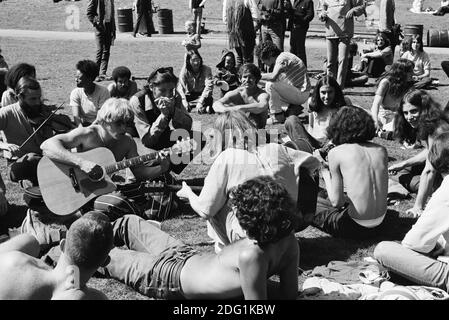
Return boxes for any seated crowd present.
[1,19,449,300]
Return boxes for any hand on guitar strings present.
[80,160,105,182]
[176,181,193,201]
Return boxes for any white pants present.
[265,81,310,114]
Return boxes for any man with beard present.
[212,63,269,129]
[0,77,53,187]
[70,60,110,127]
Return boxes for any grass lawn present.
[0,2,449,299]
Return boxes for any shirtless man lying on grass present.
[0,211,113,300]
[309,105,389,239]
[101,176,299,299]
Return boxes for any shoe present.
[266,112,286,125]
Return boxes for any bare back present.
[180,234,299,299]
[0,251,106,300]
[331,142,388,221]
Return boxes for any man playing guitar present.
[40,97,171,220]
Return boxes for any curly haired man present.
[309,105,389,239]
[100,176,299,299]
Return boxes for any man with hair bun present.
[0,211,113,299]
[309,105,389,239]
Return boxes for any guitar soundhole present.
[88,165,105,182]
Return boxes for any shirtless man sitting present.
[212,63,269,129]
[309,105,389,239]
[41,97,170,219]
[101,176,299,299]
[0,211,112,300]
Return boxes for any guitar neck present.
[104,149,165,174]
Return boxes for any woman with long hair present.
[176,111,319,252]
[178,49,214,113]
[370,58,415,135]
[285,75,350,154]
[389,94,449,217]
[401,34,433,89]
[222,0,259,67]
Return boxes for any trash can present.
[117,7,133,32]
[157,9,173,34]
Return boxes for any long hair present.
[226,0,246,48]
[393,89,441,144]
[208,111,258,158]
[309,76,346,113]
[377,58,414,97]
[375,32,390,50]
[185,49,203,74]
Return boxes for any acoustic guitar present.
[37,139,196,216]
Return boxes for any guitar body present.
[38,148,117,216]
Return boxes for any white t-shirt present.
[70,84,110,124]
[402,175,449,256]
[196,143,319,251]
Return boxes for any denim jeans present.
[312,197,385,239]
[235,45,255,67]
[95,23,113,76]
[374,241,449,291]
[265,82,309,114]
[103,215,196,299]
[290,26,308,67]
[326,37,350,89]
[261,22,285,51]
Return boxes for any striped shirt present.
[275,52,311,92]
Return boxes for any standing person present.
[317,0,366,89]
[374,131,449,291]
[132,0,154,37]
[257,0,286,51]
[310,106,389,239]
[87,0,116,82]
[223,0,260,67]
[175,111,319,252]
[288,0,314,67]
[401,34,433,89]
[378,0,397,55]
[70,60,110,127]
[190,0,208,35]
[181,20,202,51]
[256,40,311,125]
[178,50,214,114]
